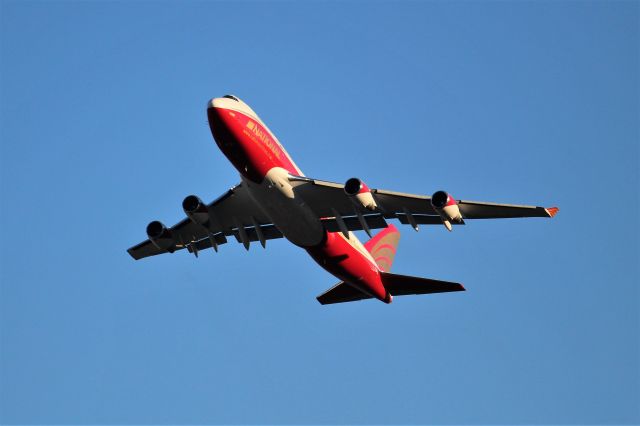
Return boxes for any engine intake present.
[431,190,452,209]
[344,178,377,210]
[146,220,175,250]
[182,195,210,226]
[430,191,462,231]
[345,178,365,196]
[183,195,203,213]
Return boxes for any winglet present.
[545,207,559,218]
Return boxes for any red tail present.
[364,224,400,272]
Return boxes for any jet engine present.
[182,195,210,227]
[344,177,377,211]
[146,220,175,251]
[431,190,462,231]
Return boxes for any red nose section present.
[207,106,264,182]
[207,105,300,182]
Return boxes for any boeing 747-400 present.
[127,95,558,305]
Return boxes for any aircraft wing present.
[289,176,558,233]
[127,184,283,260]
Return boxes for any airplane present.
[127,95,559,305]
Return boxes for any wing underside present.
[128,175,557,260]
[289,176,558,233]
[127,184,284,260]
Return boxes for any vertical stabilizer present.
[364,224,400,272]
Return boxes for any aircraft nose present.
[207,98,221,110]
[207,95,241,110]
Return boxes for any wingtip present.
[126,248,140,260]
[545,207,560,218]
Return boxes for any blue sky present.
[1,1,638,424]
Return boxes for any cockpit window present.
[223,95,239,101]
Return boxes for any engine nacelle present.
[146,220,175,251]
[182,195,210,226]
[431,191,462,231]
[344,177,377,211]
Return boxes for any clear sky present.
[1,1,638,424]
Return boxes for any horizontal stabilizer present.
[316,281,371,305]
[381,272,465,296]
[316,273,465,305]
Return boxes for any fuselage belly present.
[242,168,325,248]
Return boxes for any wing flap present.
[186,232,228,252]
[321,214,388,233]
[231,224,283,244]
[396,213,465,226]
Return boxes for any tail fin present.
[364,224,400,272]
[380,272,465,296]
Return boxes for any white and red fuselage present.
[207,96,393,303]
